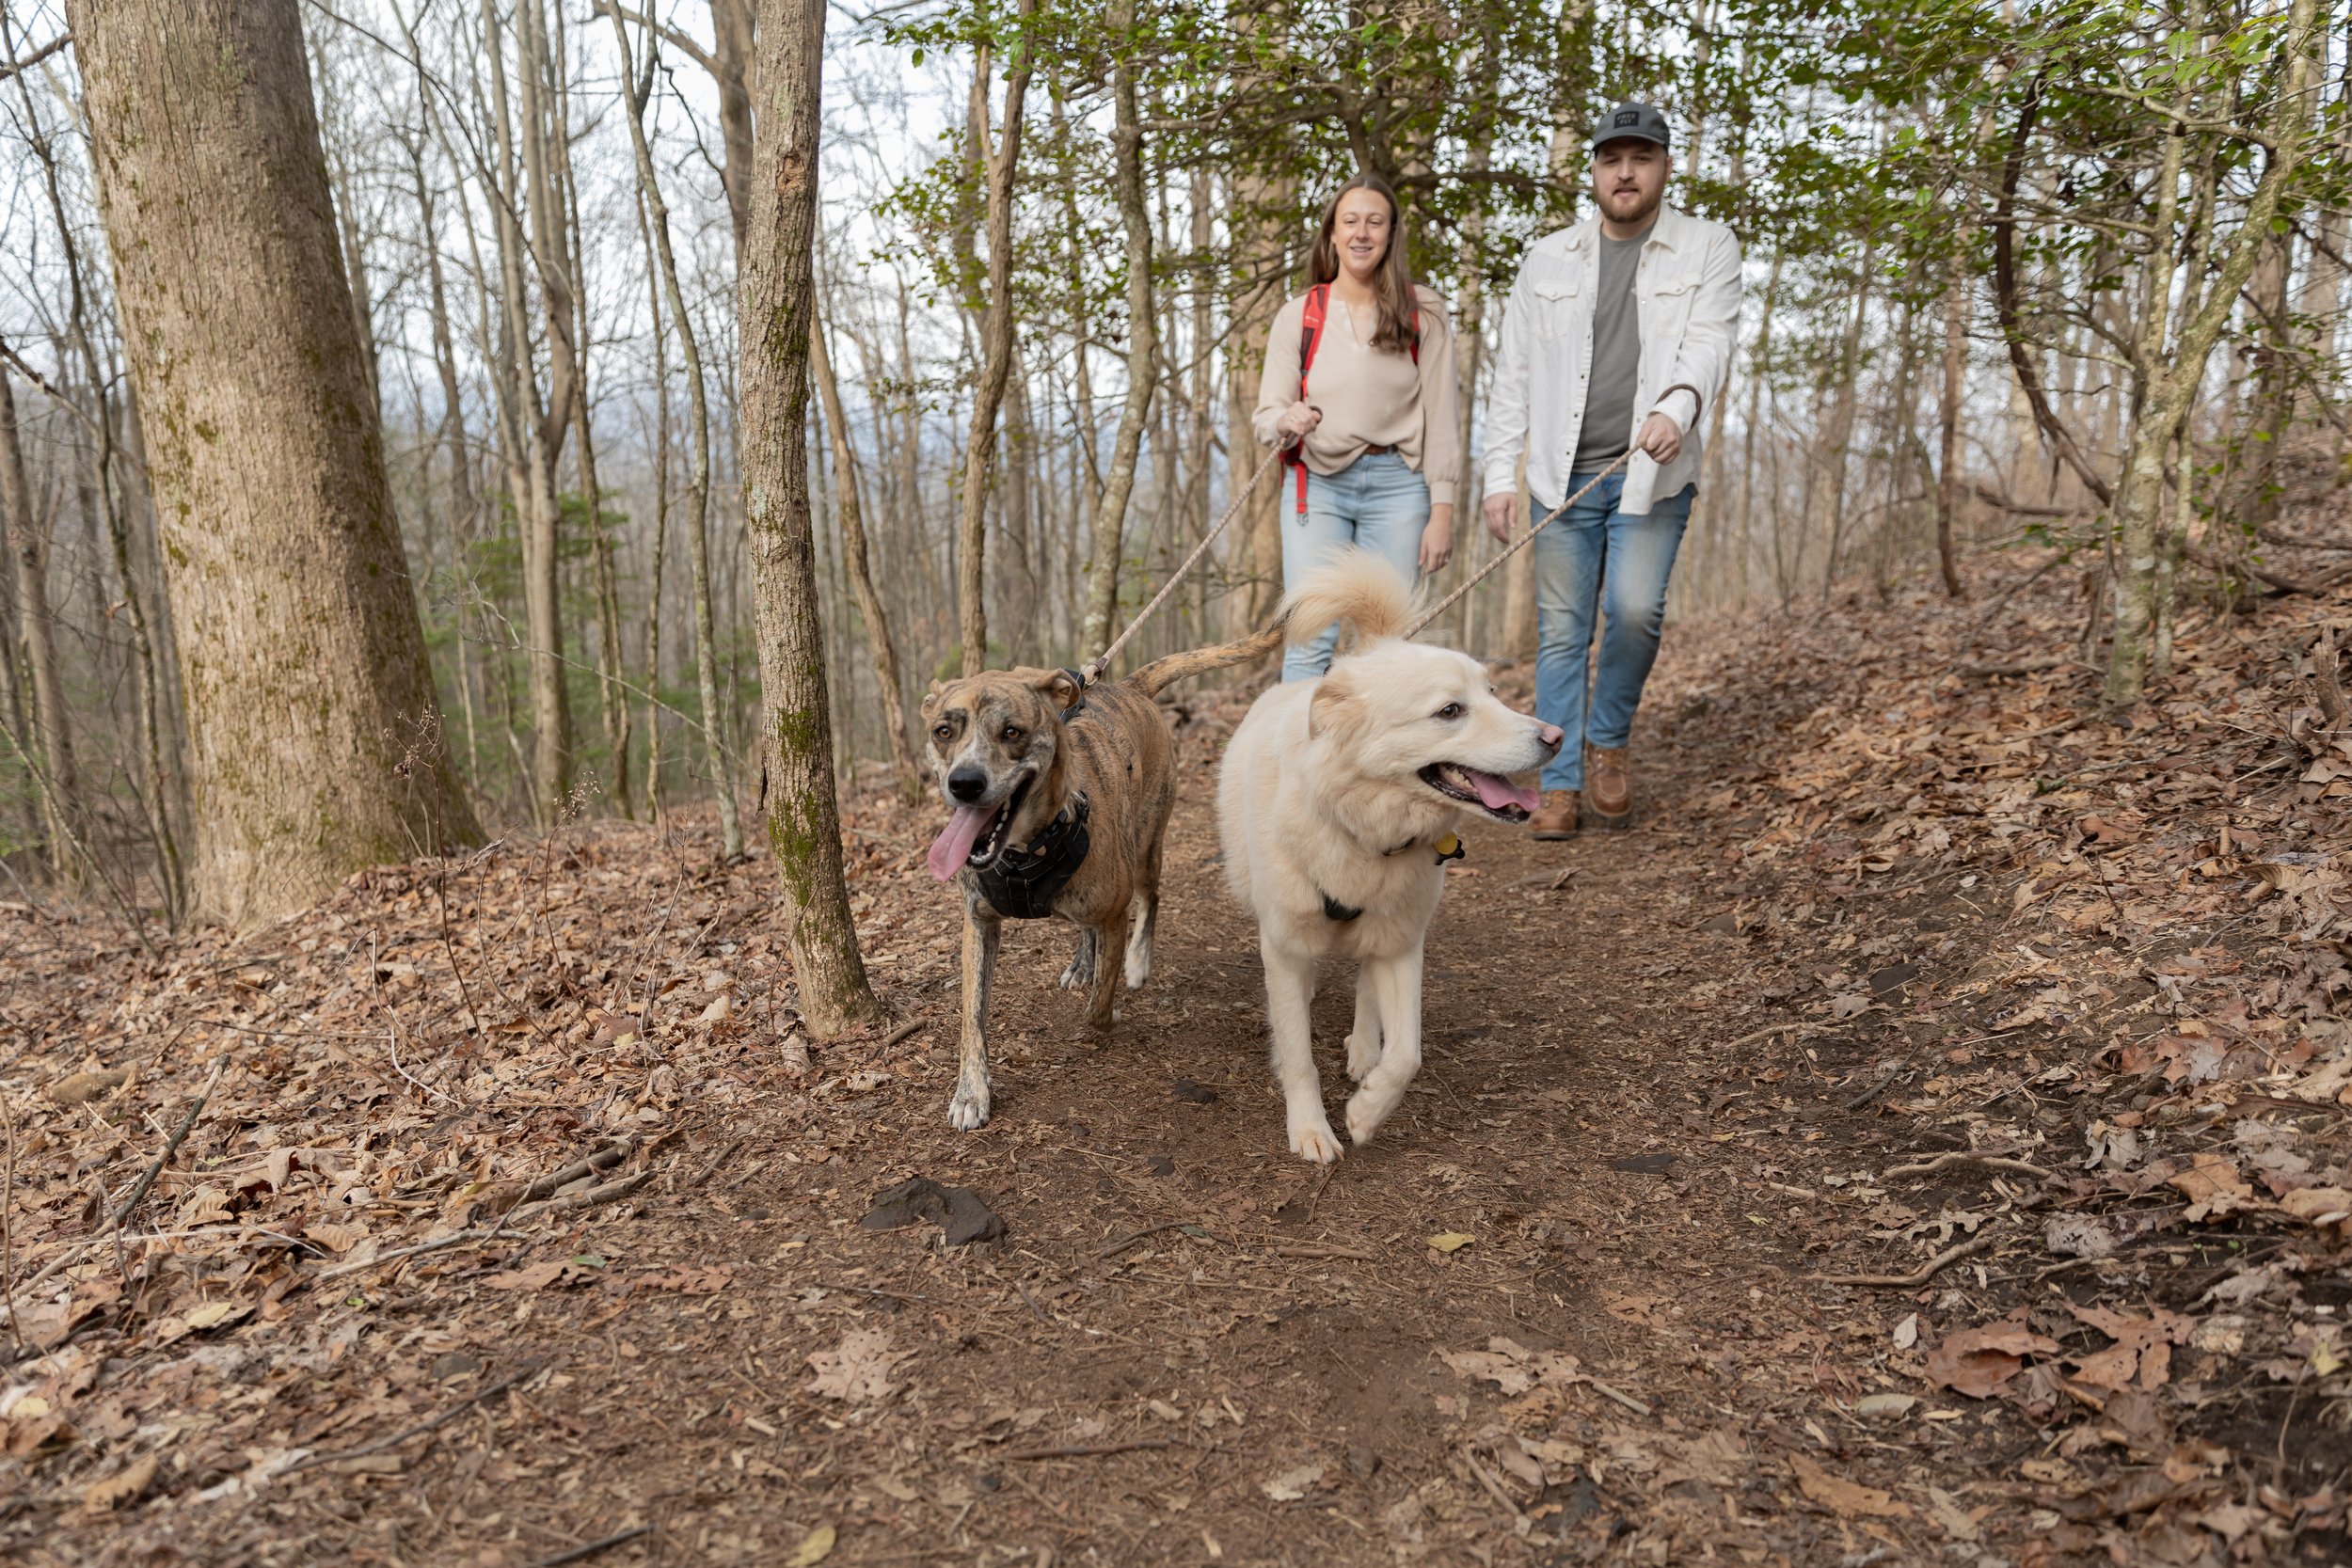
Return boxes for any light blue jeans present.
[1532,473,1694,792]
[1281,451,1427,682]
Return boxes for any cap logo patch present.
[1614,110,1641,126]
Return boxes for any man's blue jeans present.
[1531,473,1694,792]
[1281,451,1428,682]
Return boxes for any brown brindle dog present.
[922,626,1282,1130]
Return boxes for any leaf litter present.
[0,548,2345,1564]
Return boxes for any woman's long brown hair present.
[1309,174,1421,355]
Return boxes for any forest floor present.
[5,537,2351,1568]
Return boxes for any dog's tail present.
[1279,548,1413,652]
[1128,621,1286,697]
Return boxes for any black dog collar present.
[1325,832,1465,921]
[974,792,1091,920]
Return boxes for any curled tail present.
[1128,620,1286,697]
[1279,548,1414,653]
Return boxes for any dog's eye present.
[931,722,953,741]
[1436,703,1465,721]
[1000,724,1025,743]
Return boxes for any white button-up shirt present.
[1482,202,1743,516]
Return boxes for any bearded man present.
[1481,101,1743,836]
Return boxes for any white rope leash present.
[1081,443,1288,684]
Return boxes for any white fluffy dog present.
[1217,552,1564,1162]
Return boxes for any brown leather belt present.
[1360,442,1397,455]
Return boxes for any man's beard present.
[1599,186,1661,225]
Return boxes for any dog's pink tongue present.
[927,806,994,881]
[1464,768,1541,814]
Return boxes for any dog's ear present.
[921,682,943,715]
[1307,676,1354,739]
[1027,668,1083,714]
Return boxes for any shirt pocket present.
[1645,272,1700,342]
[1529,277,1583,341]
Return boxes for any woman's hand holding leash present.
[1276,401,1322,441]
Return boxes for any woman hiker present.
[1252,173,1460,682]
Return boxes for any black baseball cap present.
[1592,101,1670,153]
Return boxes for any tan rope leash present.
[1402,450,1633,638]
[1081,442,1287,685]
[1406,383,1702,639]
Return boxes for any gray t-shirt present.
[1571,222,1650,472]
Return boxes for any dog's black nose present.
[947,768,989,803]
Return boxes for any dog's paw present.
[946,1079,992,1131]
[1289,1116,1345,1164]
[1344,1030,1382,1082]
[1057,959,1091,992]
[1123,947,1152,990]
[1343,1088,1396,1147]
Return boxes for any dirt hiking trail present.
[5,557,2349,1567]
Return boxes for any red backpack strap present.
[1287,284,1328,516]
[1298,283,1327,391]
[1408,293,1421,365]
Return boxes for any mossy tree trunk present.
[739,0,883,1037]
[72,0,481,927]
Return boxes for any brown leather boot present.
[1585,746,1633,830]
[1530,790,1581,840]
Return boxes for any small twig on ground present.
[1004,1438,1227,1462]
[1815,1230,1998,1289]
[1303,1164,1334,1227]
[1841,1062,1910,1112]
[371,930,453,1105]
[315,1227,530,1283]
[686,1136,748,1189]
[1883,1151,2052,1181]
[1265,1241,1379,1262]
[1581,1378,1653,1416]
[518,1137,634,1205]
[818,1281,943,1305]
[1727,1021,1805,1051]
[1458,1445,1525,1520]
[279,1360,542,1476]
[317,1166,655,1285]
[1095,1222,1190,1261]
[541,1170,650,1215]
[520,1527,653,1568]
[434,850,489,1044]
[878,1018,924,1050]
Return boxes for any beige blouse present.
[1251,284,1460,495]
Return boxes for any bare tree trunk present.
[739,0,882,1037]
[1933,245,1968,598]
[638,187,672,822]
[955,0,1036,676]
[1080,0,1156,660]
[482,0,571,816]
[0,357,77,880]
[1817,239,1874,598]
[607,5,741,859]
[810,316,919,798]
[72,0,481,926]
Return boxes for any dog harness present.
[1318,832,1466,921]
[974,792,1091,921]
[1284,283,1421,518]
